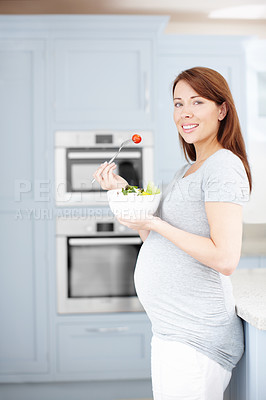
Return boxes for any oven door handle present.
[68,237,142,246]
[85,326,129,334]
[67,151,141,159]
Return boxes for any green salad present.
[122,181,160,196]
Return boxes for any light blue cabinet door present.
[0,40,48,377]
[244,323,266,400]
[53,39,152,128]
[56,318,152,381]
[226,322,266,400]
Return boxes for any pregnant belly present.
[134,233,181,307]
[134,232,232,326]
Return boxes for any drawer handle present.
[85,326,129,333]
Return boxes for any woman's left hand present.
[117,215,161,231]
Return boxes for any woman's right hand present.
[93,162,128,190]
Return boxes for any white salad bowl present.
[107,189,162,219]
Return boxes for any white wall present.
[243,141,266,223]
[242,40,266,223]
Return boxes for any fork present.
[91,138,132,184]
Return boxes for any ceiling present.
[1,0,266,21]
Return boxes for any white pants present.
[151,336,232,400]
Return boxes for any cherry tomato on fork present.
[132,134,142,144]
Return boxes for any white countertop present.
[230,268,266,330]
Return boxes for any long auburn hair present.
[172,66,252,192]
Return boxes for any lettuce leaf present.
[145,181,161,195]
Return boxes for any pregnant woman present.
[93,67,252,400]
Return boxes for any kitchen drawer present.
[56,320,152,379]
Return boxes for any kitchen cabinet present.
[56,318,152,380]
[233,322,266,400]
[245,40,266,141]
[53,39,153,129]
[0,15,166,390]
[0,39,48,378]
[224,323,266,400]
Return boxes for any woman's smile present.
[182,124,199,133]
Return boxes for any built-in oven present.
[56,215,143,314]
[55,130,154,206]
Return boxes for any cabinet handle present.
[144,71,150,114]
[85,326,129,333]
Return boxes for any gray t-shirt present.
[134,149,250,372]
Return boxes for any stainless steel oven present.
[55,130,154,206]
[56,215,143,314]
